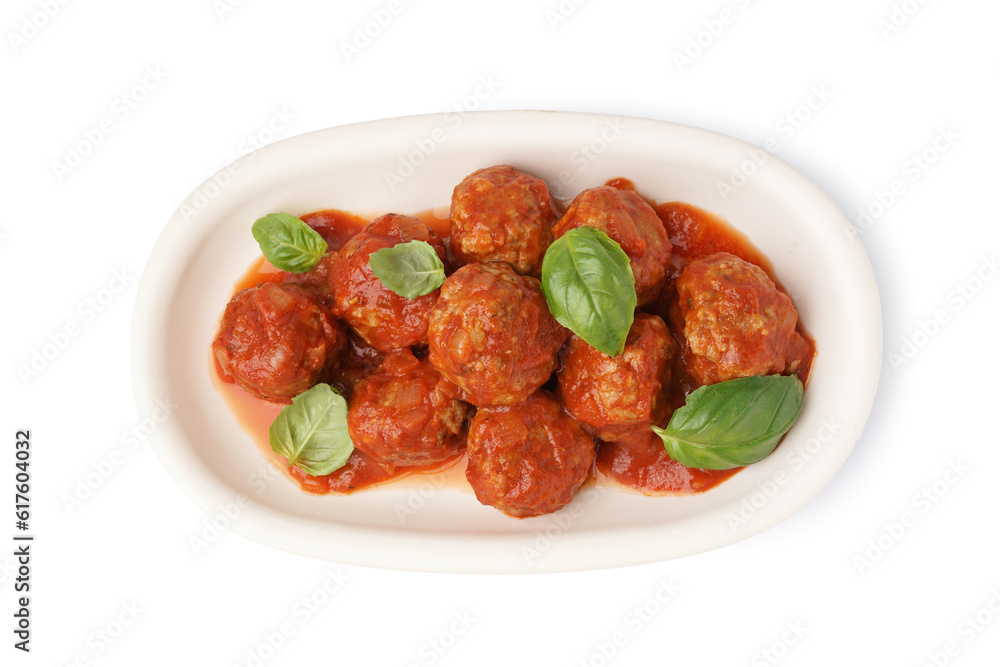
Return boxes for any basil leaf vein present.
[268,383,354,476]
[541,227,636,357]
[252,212,328,273]
[652,374,804,470]
[369,240,446,299]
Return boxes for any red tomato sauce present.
[213,183,814,499]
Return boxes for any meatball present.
[428,262,568,406]
[596,431,740,496]
[329,213,448,352]
[213,282,344,402]
[280,252,337,307]
[553,185,672,305]
[347,349,471,467]
[558,313,676,442]
[450,165,556,275]
[466,391,595,517]
[674,252,798,386]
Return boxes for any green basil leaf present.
[252,213,328,273]
[369,240,446,298]
[269,383,354,476]
[652,374,804,470]
[541,227,636,356]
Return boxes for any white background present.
[4,0,999,665]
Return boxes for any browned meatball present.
[347,348,470,467]
[280,252,337,308]
[450,165,556,275]
[428,262,568,406]
[557,313,676,442]
[674,252,799,385]
[466,391,595,518]
[329,213,448,353]
[212,282,344,402]
[553,185,672,305]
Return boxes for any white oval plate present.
[132,111,881,573]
